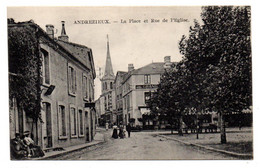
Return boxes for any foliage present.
[9,19,42,121]
[149,6,251,142]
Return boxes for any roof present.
[114,71,127,83]
[122,62,177,83]
[8,21,96,79]
[56,40,96,78]
[133,62,166,75]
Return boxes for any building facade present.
[9,20,96,150]
[121,57,173,129]
[114,71,127,125]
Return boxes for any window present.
[144,74,151,84]
[91,83,94,101]
[127,94,130,111]
[105,82,107,90]
[144,92,151,104]
[41,49,50,85]
[58,103,67,139]
[78,108,84,137]
[70,105,77,137]
[89,82,93,102]
[68,64,77,96]
[110,82,113,89]
[104,96,107,110]
[128,113,130,122]
[83,74,88,100]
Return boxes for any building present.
[99,35,116,126]
[9,20,96,150]
[122,56,173,129]
[114,71,127,125]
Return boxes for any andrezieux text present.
[74,20,110,24]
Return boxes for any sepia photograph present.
[7,5,253,161]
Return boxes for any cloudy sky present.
[7,6,202,99]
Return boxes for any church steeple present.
[58,21,69,42]
[103,35,114,79]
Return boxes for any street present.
[51,129,237,160]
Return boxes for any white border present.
[2,1,260,168]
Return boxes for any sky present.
[7,6,202,99]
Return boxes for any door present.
[85,111,89,142]
[90,110,93,140]
[43,102,52,148]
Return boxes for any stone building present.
[9,20,96,150]
[121,56,173,129]
[114,71,127,125]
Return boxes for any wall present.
[129,74,161,126]
[39,38,94,149]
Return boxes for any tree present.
[9,19,42,123]
[148,63,190,135]
[179,6,251,143]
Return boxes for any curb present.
[36,140,105,160]
[157,135,253,159]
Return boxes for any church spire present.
[103,34,114,79]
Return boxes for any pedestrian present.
[105,122,109,131]
[126,123,131,138]
[118,122,124,139]
[112,123,118,139]
[119,127,124,139]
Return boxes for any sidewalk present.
[157,127,253,159]
[34,128,105,160]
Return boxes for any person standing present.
[105,122,109,131]
[126,123,131,138]
[118,122,124,139]
[112,123,118,139]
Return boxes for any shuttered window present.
[68,64,77,96]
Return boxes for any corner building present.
[122,56,174,129]
[9,21,96,150]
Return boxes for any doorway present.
[85,111,89,142]
[42,102,52,148]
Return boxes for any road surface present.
[52,129,237,160]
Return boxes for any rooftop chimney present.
[58,21,69,42]
[164,56,172,69]
[46,24,54,39]
[128,64,134,72]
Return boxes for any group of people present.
[10,131,44,159]
[112,123,131,139]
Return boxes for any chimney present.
[58,21,69,42]
[164,56,172,69]
[46,24,54,39]
[128,64,134,72]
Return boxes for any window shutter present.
[68,67,72,93]
[74,70,77,93]
[58,106,62,137]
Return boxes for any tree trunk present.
[220,112,227,144]
[196,112,199,139]
[171,124,173,134]
[178,115,183,136]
